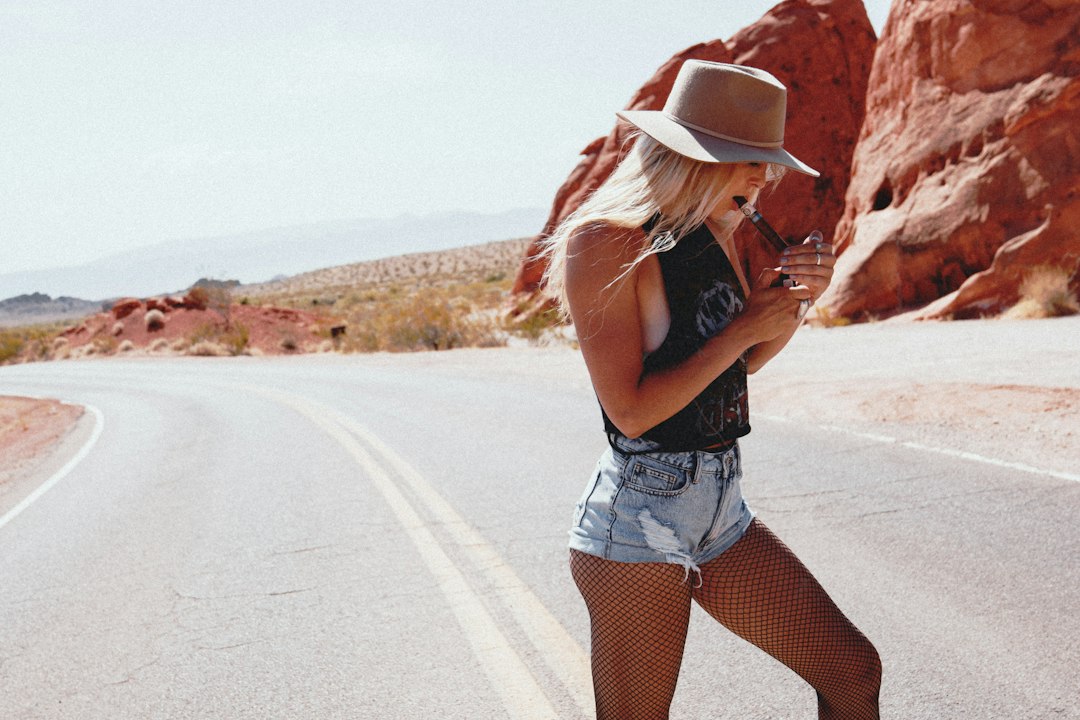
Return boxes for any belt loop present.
[691,452,702,484]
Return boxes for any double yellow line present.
[252,387,593,719]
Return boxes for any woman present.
[541,61,881,719]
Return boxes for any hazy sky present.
[2,1,890,275]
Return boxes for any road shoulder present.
[0,396,86,518]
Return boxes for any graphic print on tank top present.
[687,280,749,439]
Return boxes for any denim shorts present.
[568,435,754,576]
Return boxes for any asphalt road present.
[2,321,1078,719]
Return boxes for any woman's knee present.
[856,637,882,692]
[830,634,882,703]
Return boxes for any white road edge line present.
[758,413,1080,483]
[343,416,594,717]
[0,403,105,531]
[257,389,565,720]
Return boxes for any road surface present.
[2,319,1078,718]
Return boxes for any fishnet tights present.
[570,519,881,719]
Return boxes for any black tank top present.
[602,221,751,452]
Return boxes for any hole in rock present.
[872,183,893,211]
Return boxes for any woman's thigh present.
[570,550,695,719]
[690,519,880,694]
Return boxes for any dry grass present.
[335,282,508,352]
[184,322,251,356]
[0,322,73,365]
[1003,265,1080,319]
[806,304,852,328]
[237,237,566,353]
[0,237,563,362]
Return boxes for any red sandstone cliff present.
[726,0,877,279]
[818,0,1080,321]
[510,0,877,313]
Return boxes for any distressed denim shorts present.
[568,435,754,576]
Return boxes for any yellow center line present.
[355,423,593,716]
[252,387,587,719]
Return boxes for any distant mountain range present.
[0,293,103,328]
[0,207,546,303]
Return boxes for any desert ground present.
[0,397,83,500]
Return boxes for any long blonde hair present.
[539,133,782,317]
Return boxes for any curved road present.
[1,325,1078,719]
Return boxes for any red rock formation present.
[53,302,327,358]
[110,298,142,320]
[726,0,877,279]
[510,0,877,312]
[819,0,1080,321]
[145,297,172,313]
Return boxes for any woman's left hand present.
[780,232,835,302]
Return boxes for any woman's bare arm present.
[566,224,810,438]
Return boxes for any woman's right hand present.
[735,268,813,343]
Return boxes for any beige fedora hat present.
[617,60,819,177]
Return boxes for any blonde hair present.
[539,132,784,317]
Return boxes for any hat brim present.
[617,109,819,177]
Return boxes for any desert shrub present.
[222,323,249,355]
[339,290,468,352]
[387,296,464,351]
[145,309,166,331]
[806,304,852,328]
[506,305,563,342]
[0,323,67,364]
[188,322,217,346]
[205,287,233,326]
[93,336,118,355]
[149,338,170,353]
[185,321,249,356]
[0,333,24,364]
[1003,265,1080,319]
[347,325,382,352]
[118,340,135,352]
[187,341,229,356]
[185,286,210,310]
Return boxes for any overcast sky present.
[2,1,890,275]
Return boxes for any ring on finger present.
[815,242,824,252]
[815,252,821,266]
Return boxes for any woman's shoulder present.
[567,221,648,263]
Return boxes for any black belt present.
[607,433,736,455]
